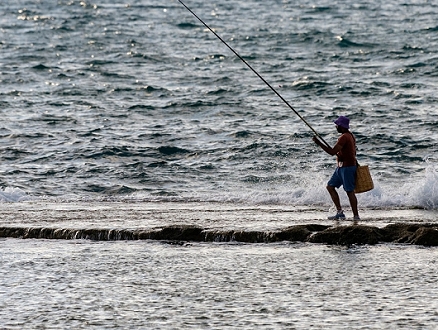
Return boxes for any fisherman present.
[312,116,360,221]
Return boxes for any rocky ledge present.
[1,223,438,246]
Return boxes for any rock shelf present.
[1,223,438,246]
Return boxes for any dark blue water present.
[0,0,437,208]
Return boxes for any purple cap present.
[334,116,350,129]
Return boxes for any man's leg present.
[346,191,359,217]
[327,185,342,211]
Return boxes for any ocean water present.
[1,238,438,329]
[1,0,438,328]
[0,0,437,206]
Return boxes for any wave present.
[158,146,191,155]
[0,164,438,210]
[336,36,375,48]
[31,64,52,70]
[176,22,199,30]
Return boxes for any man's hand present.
[313,136,338,156]
[313,135,323,147]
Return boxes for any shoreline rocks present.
[1,223,438,246]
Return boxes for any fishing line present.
[176,0,331,148]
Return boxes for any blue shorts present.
[327,166,357,192]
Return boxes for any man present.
[312,116,360,221]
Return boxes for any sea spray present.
[0,187,29,202]
[413,163,438,209]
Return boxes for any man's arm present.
[313,136,342,156]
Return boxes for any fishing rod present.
[176,0,331,148]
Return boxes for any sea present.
[0,0,437,328]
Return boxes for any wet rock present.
[406,227,438,246]
[2,223,438,246]
[204,230,276,243]
[135,230,154,240]
[147,225,205,241]
[66,229,112,241]
[52,228,75,239]
[380,223,424,243]
[203,230,233,242]
[276,226,311,242]
[7,227,140,241]
[304,224,331,232]
[308,225,383,245]
[275,224,331,242]
[0,227,26,238]
[231,230,277,243]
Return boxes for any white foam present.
[355,163,437,210]
[190,163,438,210]
[5,164,437,211]
[405,163,438,209]
[0,187,30,203]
